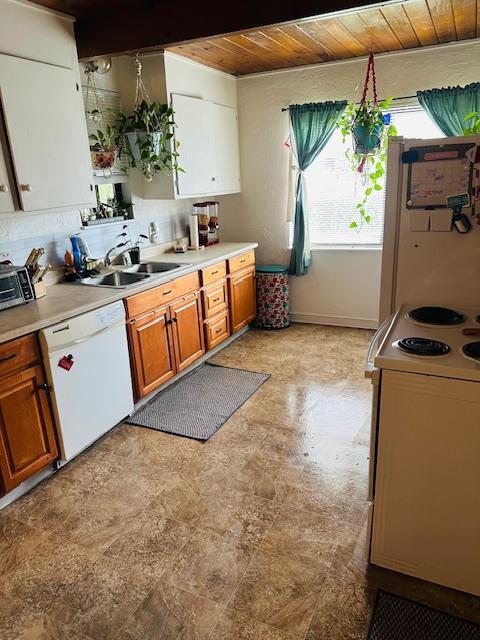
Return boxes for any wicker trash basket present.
[255,265,289,329]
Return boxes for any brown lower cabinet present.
[170,293,205,372]
[127,288,205,400]
[228,266,256,333]
[127,253,257,400]
[0,335,58,495]
[128,304,176,398]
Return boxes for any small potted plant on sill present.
[337,51,397,229]
[89,122,117,171]
[115,100,181,181]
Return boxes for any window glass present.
[302,105,444,246]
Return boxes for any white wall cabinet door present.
[0,55,95,212]
[172,94,216,197]
[213,102,241,194]
[0,134,14,213]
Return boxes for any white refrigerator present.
[379,134,480,322]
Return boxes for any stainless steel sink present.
[77,261,191,289]
[79,271,151,289]
[123,262,189,274]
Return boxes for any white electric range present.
[366,304,480,597]
[375,304,480,382]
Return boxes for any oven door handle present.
[365,315,393,378]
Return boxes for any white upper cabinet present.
[213,102,241,194]
[0,135,14,214]
[172,94,216,197]
[120,53,241,200]
[171,94,241,199]
[0,54,95,212]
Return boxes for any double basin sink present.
[79,262,190,289]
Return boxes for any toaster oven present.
[0,265,35,311]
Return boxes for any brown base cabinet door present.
[170,292,205,372]
[0,365,58,494]
[128,306,175,399]
[229,267,256,333]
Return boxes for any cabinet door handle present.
[20,184,32,192]
[0,353,16,363]
[172,317,178,323]
[0,184,8,193]
[163,290,172,296]
[38,383,50,391]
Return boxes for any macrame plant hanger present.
[84,64,114,176]
[357,49,378,174]
[134,55,161,133]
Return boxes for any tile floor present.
[1,324,480,639]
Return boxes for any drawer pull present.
[163,290,173,296]
[215,327,223,334]
[213,297,220,303]
[211,270,219,275]
[0,353,17,363]
[240,258,246,263]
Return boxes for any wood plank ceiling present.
[166,0,480,75]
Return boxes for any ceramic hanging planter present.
[352,123,383,155]
[125,131,162,162]
[91,148,117,170]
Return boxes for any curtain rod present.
[281,94,418,111]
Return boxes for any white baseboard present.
[290,312,378,330]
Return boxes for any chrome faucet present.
[104,241,132,266]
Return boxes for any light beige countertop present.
[0,242,258,345]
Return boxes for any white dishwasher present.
[39,301,134,463]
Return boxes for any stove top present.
[408,306,466,326]
[375,304,480,382]
[462,342,480,362]
[396,337,450,356]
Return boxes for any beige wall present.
[219,39,480,328]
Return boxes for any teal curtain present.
[417,83,480,136]
[288,101,347,276]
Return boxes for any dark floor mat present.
[368,590,480,640]
[127,363,270,441]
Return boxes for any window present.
[301,104,444,247]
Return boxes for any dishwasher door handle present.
[51,322,124,352]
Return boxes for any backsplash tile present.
[0,211,190,268]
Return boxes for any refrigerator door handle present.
[365,315,393,378]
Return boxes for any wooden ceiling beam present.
[75,0,392,59]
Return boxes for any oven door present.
[0,271,23,309]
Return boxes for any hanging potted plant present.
[84,67,119,176]
[337,51,397,229]
[115,100,180,181]
[89,122,117,170]
[115,56,181,181]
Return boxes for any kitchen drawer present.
[228,250,255,273]
[205,309,230,350]
[0,334,40,378]
[201,261,227,286]
[202,280,228,319]
[125,272,200,318]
